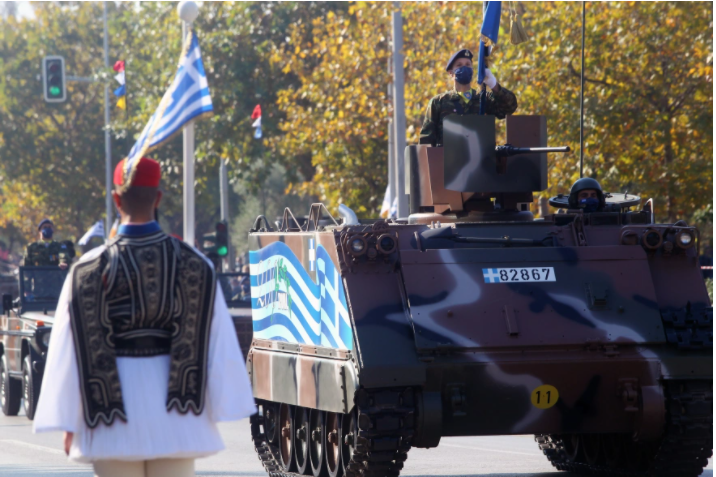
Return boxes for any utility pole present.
[391,2,408,218]
[179,1,198,245]
[103,3,112,237]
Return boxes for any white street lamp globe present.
[177,1,199,23]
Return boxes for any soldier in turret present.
[419,48,518,147]
[568,177,606,213]
[24,219,75,269]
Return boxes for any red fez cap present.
[113,157,161,188]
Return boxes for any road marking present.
[0,438,65,455]
[440,442,543,457]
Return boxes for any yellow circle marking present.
[531,384,559,409]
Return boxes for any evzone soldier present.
[34,157,256,477]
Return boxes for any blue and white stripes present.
[249,241,352,350]
[124,32,213,183]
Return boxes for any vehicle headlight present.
[349,237,367,256]
[642,229,663,250]
[676,231,694,248]
[41,331,51,348]
[376,234,397,254]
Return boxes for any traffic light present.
[42,56,66,103]
[215,221,228,257]
[202,221,229,270]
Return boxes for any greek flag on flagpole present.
[78,220,106,246]
[124,32,213,180]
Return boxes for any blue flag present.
[481,1,502,46]
[121,31,213,188]
[478,1,502,114]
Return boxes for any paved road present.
[0,410,712,476]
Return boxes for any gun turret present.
[405,114,571,223]
[495,145,571,157]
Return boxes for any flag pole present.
[103,2,112,239]
[391,1,407,218]
[579,1,586,178]
[178,1,198,246]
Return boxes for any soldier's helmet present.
[568,177,605,210]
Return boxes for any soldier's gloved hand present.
[484,68,498,89]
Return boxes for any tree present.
[0,2,119,240]
[0,2,345,246]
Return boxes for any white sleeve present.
[33,273,84,434]
[206,285,257,422]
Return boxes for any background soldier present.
[24,219,75,270]
[420,48,518,146]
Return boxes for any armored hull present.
[246,211,711,476]
[246,116,711,476]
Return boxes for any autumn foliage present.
[274,1,712,224]
[0,1,711,249]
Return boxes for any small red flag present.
[113,60,125,72]
[251,104,261,120]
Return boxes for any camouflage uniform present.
[419,86,518,146]
[24,240,75,267]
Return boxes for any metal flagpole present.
[579,1,586,178]
[387,58,396,214]
[103,3,112,237]
[179,2,197,246]
[391,2,408,218]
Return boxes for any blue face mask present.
[579,197,600,213]
[41,228,53,239]
[454,66,473,85]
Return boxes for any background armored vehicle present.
[0,266,67,420]
[246,115,712,477]
[217,271,254,361]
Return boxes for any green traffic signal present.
[215,221,228,257]
[43,56,66,102]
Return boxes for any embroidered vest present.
[69,231,216,428]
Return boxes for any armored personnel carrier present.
[246,115,712,476]
[0,266,67,420]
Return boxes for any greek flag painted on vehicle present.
[249,241,353,350]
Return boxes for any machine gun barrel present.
[495,145,571,157]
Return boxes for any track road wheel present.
[0,355,20,416]
[580,434,602,465]
[563,434,582,463]
[278,403,295,472]
[601,433,625,469]
[294,407,310,475]
[341,410,358,476]
[309,409,327,477]
[22,356,40,421]
[325,412,342,477]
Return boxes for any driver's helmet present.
[568,177,606,211]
